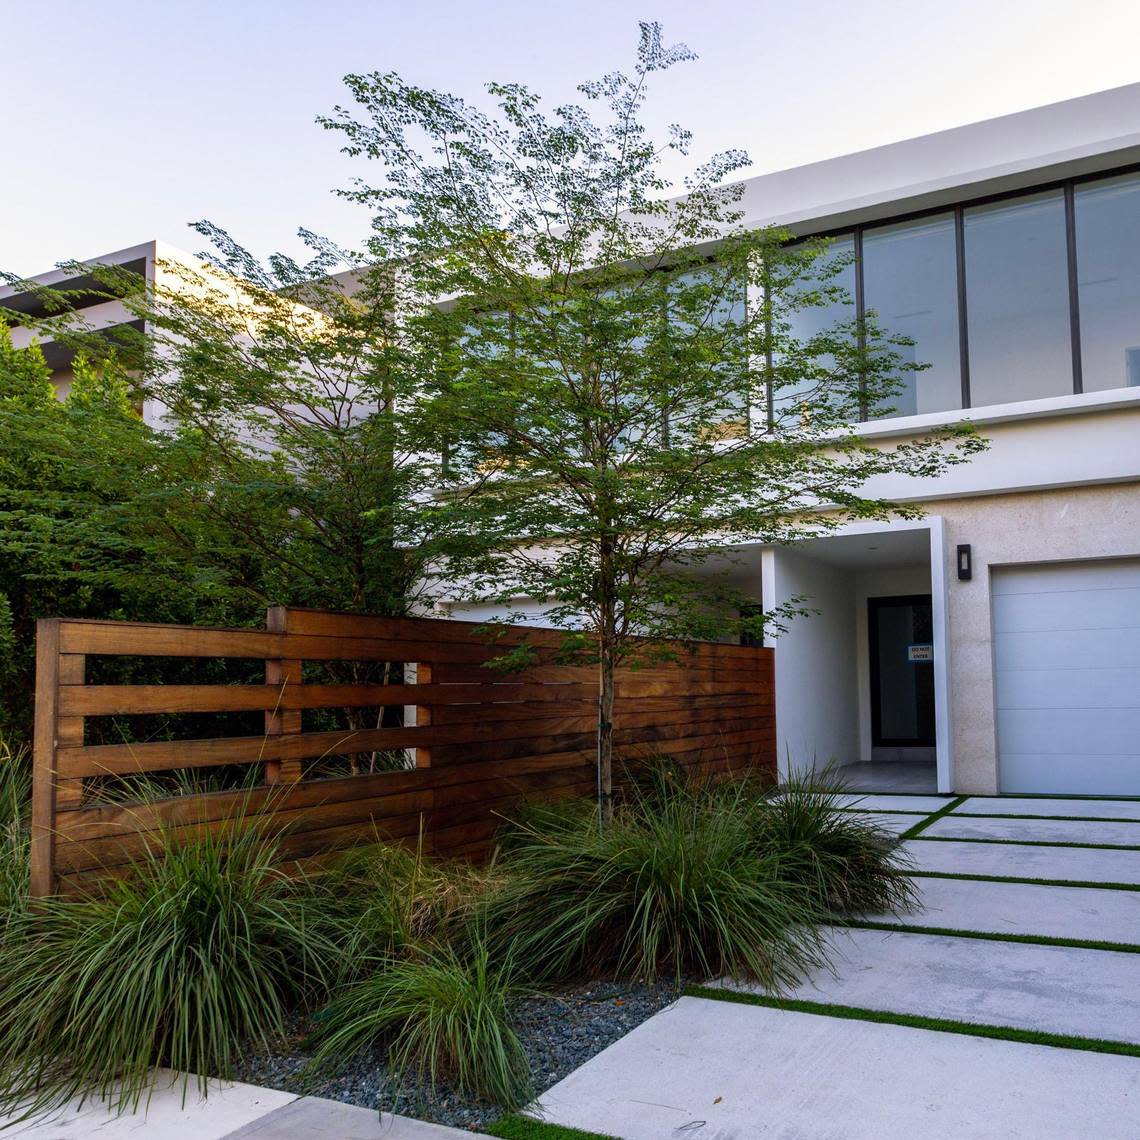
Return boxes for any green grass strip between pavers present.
[844,918,1140,954]
[487,1115,620,1140]
[907,835,1140,852]
[911,870,1140,892]
[898,795,968,839]
[682,985,1140,1059]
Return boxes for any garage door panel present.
[1000,753,1140,796]
[994,560,1140,796]
[996,666,1140,710]
[992,587,1140,634]
[991,561,1139,595]
[993,627,1140,670]
[997,707,1140,755]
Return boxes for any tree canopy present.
[320,22,986,816]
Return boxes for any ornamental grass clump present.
[0,822,339,1123]
[753,769,916,916]
[0,736,30,920]
[485,772,829,988]
[303,841,497,983]
[309,937,534,1111]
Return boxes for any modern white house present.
[442,82,1140,800]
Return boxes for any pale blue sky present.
[5,0,1140,276]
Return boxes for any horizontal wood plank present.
[39,610,774,893]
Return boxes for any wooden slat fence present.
[30,606,775,895]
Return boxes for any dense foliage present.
[0,236,438,740]
[0,330,265,740]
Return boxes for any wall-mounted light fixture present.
[957,544,973,581]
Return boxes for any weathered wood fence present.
[31,607,775,895]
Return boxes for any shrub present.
[752,768,916,915]
[484,773,828,988]
[309,937,534,1111]
[0,823,338,1122]
[304,842,497,982]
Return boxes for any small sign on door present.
[908,643,933,663]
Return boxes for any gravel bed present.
[235,979,682,1131]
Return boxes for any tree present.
[19,230,433,617]
[322,23,987,822]
[1,235,440,756]
[0,330,262,740]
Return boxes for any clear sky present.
[5,0,1140,277]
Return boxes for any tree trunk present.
[597,646,615,828]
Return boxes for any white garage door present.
[993,559,1140,795]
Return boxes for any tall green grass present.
[303,841,496,982]
[753,769,916,915]
[0,823,338,1122]
[0,747,912,1121]
[0,736,30,921]
[310,937,534,1111]
[485,771,829,988]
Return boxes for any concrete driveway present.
[527,794,1140,1139]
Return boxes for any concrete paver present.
[956,797,1140,821]
[859,811,929,834]
[1,1073,294,1139]
[534,802,1140,1139]
[531,997,1140,1140]
[833,794,950,813]
[881,875,1140,943]
[903,837,1140,883]
[923,814,1140,846]
[751,925,1140,1043]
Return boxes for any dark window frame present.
[767,161,1140,419]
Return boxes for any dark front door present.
[869,595,936,747]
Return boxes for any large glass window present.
[1074,172,1140,392]
[964,191,1072,407]
[772,235,857,420]
[862,214,962,418]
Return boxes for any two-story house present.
[439,82,1140,800]
[9,83,1140,801]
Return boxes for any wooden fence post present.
[30,619,60,897]
[264,606,303,784]
[412,662,432,769]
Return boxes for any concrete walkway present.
[526,792,1140,1138]
[1,1072,492,1139]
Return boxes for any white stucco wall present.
[858,397,1140,505]
[934,482,1140,793]
[761,547,860,778]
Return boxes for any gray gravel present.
[235,980,682,1131]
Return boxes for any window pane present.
[964,191,1072,407]
[1075,172,1140,392]
[668,267,749,437]
[863,214,961,419]
[772,235,856,419]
